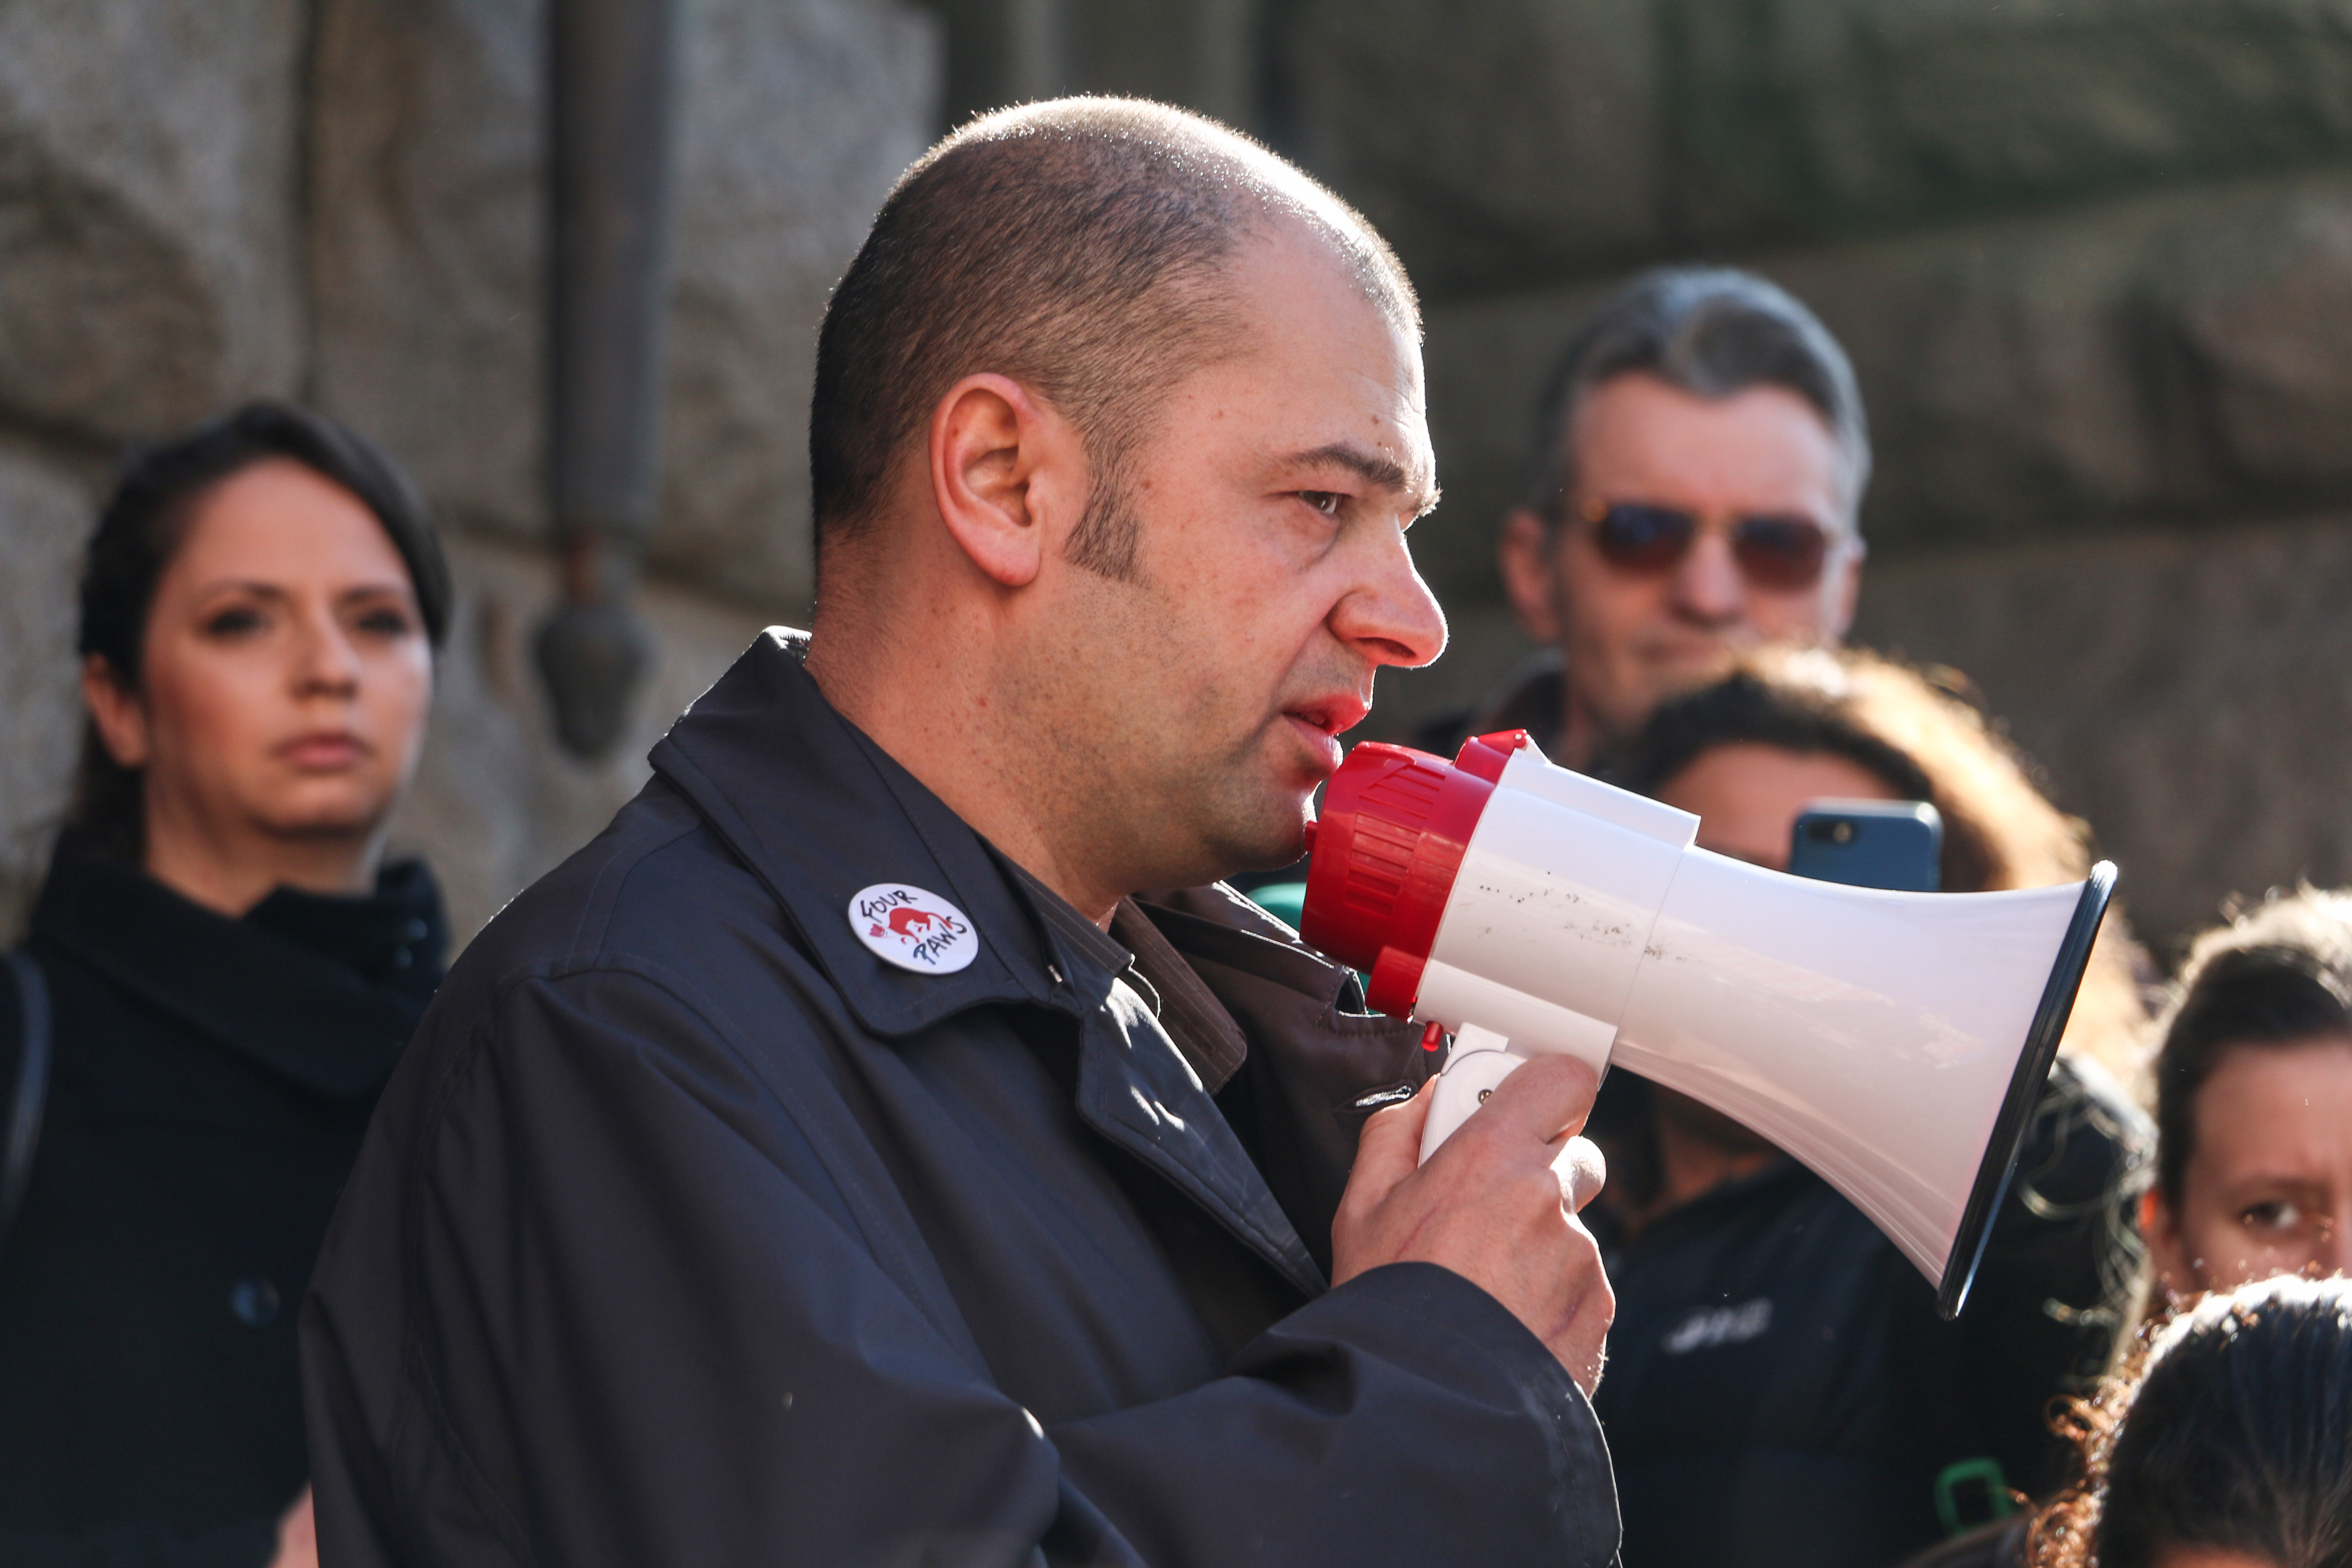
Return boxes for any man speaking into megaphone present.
[305,98,1623,1567]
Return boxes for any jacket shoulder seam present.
[562,787,711,961]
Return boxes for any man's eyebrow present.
[1283,442,1439,515]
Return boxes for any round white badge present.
[848,884,979,975]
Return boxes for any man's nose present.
[1336,530,1448,671]
[1669,527,1747,626]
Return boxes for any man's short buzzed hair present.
[811,97,1417,579]
[1523,266,1871,526]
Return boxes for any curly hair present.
[2028,1276,2352,1568]
[1618,644,2150,1092]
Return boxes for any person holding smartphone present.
[1583,646,2151,1568]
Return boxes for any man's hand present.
[1331,1055,1614,1393]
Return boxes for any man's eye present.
[1298,491,1344,517]
[2241,1200,2306,1233]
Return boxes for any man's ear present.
[81,654,151,769]
[1498,508,1562,644]
[927,373,1084,589]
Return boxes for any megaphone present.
[1300,729,2114,1319]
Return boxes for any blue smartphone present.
[1787,800,1944,893]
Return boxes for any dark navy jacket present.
[0,836,444,1567]
[303,631,1620,1568]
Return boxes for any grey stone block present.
[1664,0,2352,243]
[1282,0,1665,298]
[1854,516,2352,953]
[1279,0,2352,299]
[1779,173,2352,549]
[655,0,940,614]
[0,444,90,942]
[308,0,939,613]
[2162,189,2352,499]
[307,0,548,544]
[0,0,306,439]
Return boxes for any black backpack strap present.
[1,948,51,1246]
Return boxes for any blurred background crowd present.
[3,1,2352,1566]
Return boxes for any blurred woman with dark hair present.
[2028,1275,2352,1568]
[1589,646,2153,1568]
[0,403,450,1567]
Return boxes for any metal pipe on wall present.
[536,0,680,758]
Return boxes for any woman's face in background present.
[2144,1035,2352,1294]
[87,458,434,859]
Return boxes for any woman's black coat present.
[0,836,444,1567]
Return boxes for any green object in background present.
[1933,1457,2016,1537]
[1246,881,1308,929]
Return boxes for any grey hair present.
[1521,266,1871,524]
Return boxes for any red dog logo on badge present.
[848,884,978,974]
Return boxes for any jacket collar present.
[650,632,1327,1292]
[31,833,446,1100]
[650,630,1131,1038]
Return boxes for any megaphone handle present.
[1418,1026,1525,1164]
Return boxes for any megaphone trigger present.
[1418,1024,1523,1164]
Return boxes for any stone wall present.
[1262,0,2352,950]
[0,0,939,943]
[1854,518,2352,948]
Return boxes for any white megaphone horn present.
[1299,729,2115,1320]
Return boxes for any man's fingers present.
[1333,1079,1436,1286]
[1553,1134,1607,1212]
[1467,1054,1600,1148]
[1351,1076,1434,1188]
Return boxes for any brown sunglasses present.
[1577,499,1838,591]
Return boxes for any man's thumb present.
[1351,1075,1435,1190]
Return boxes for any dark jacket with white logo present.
[302,630,1622,1568]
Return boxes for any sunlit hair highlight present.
[2029,1276,2352,1568]
[1619,644,2150,1091]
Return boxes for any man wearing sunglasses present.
[1476,267,1870,773]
